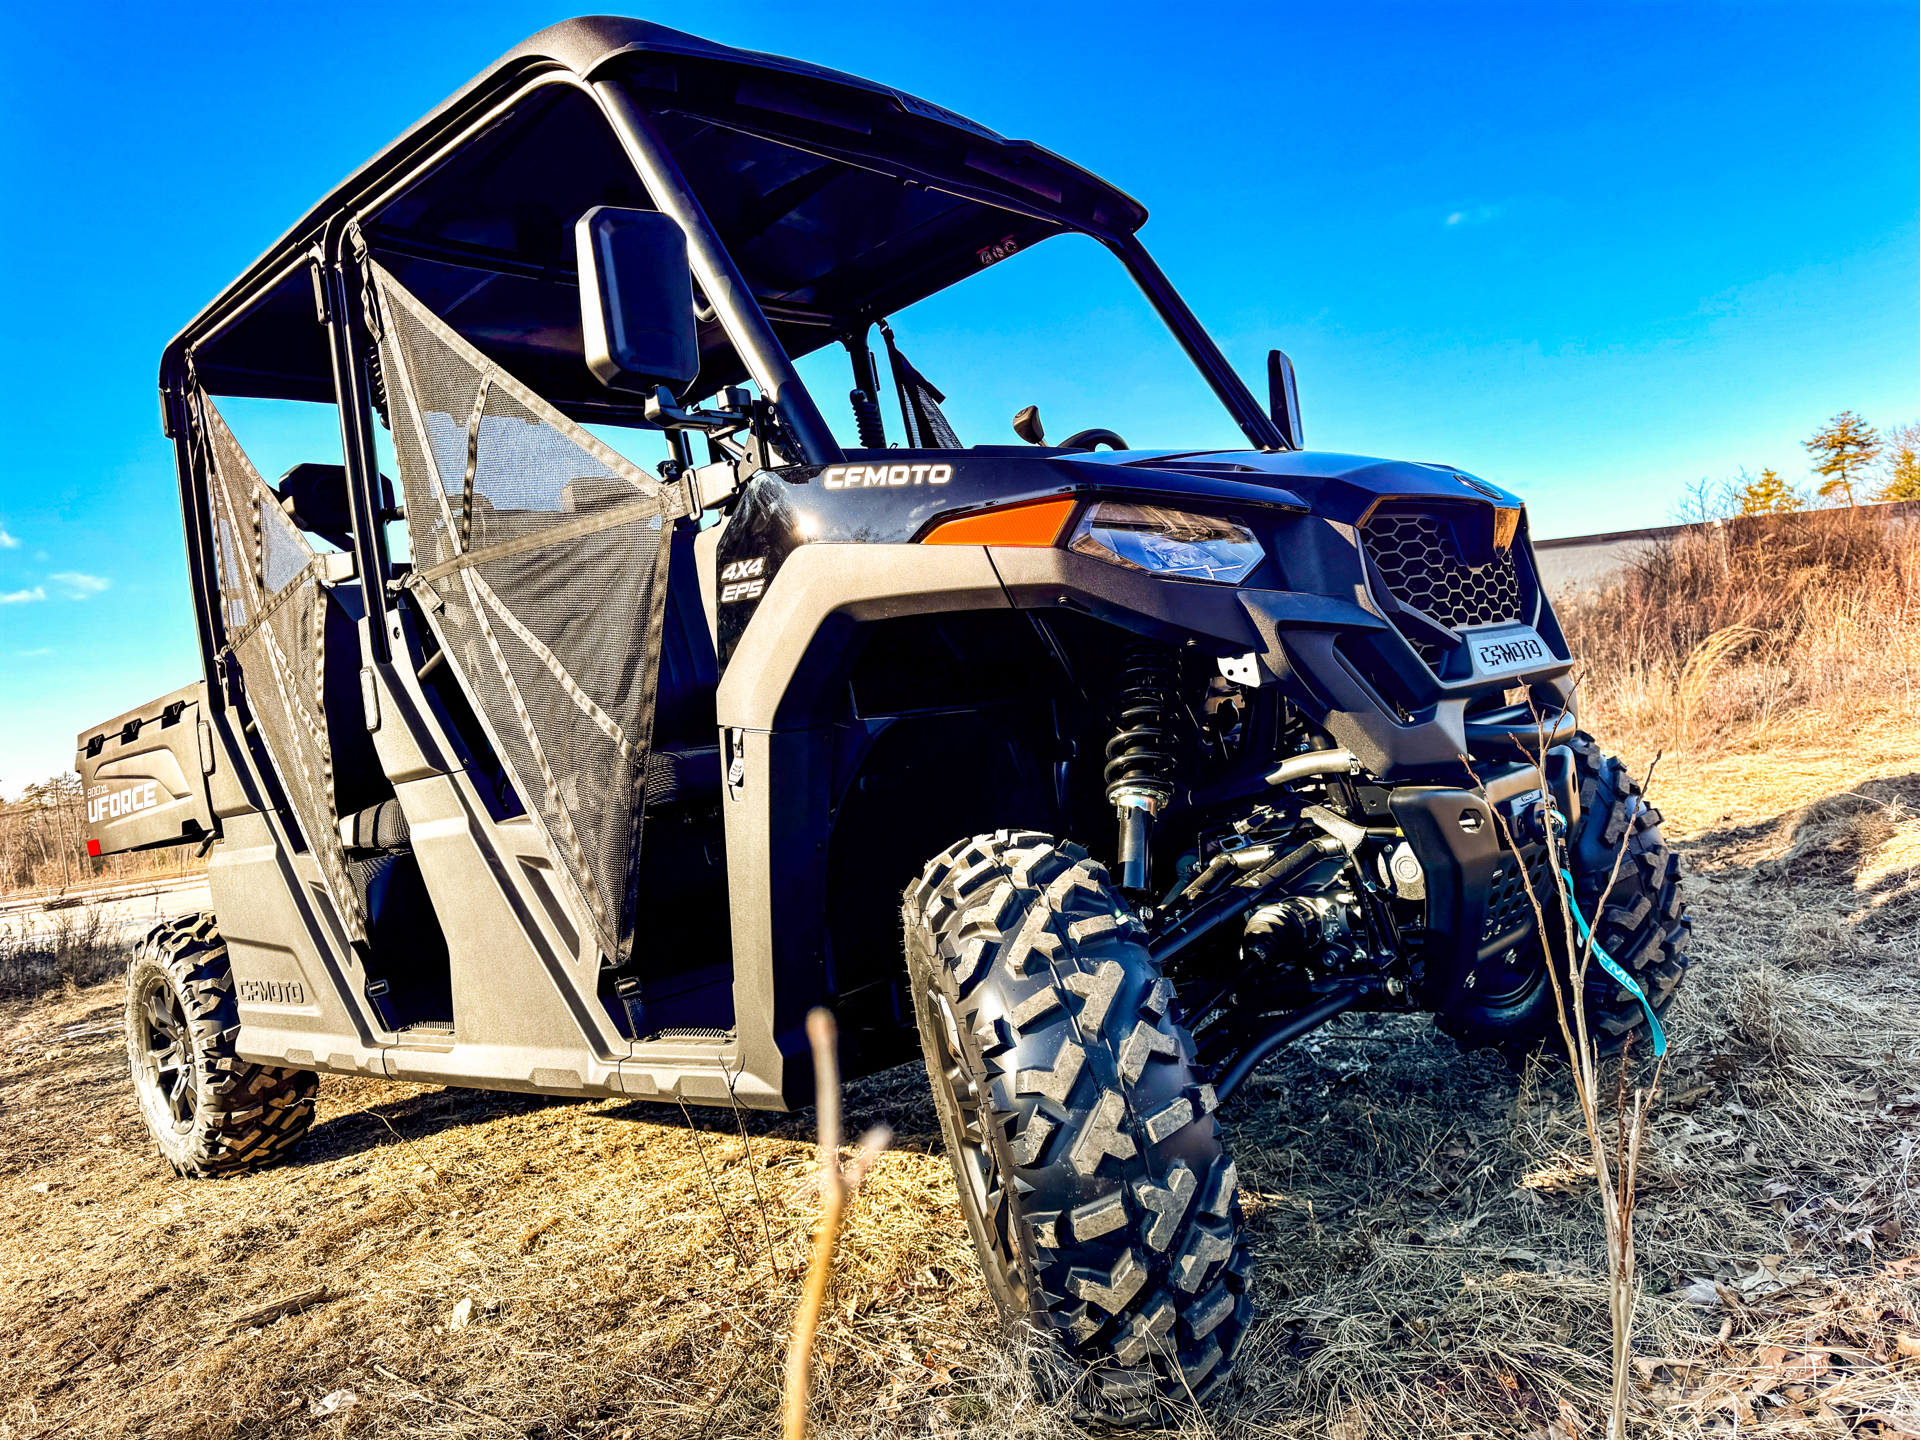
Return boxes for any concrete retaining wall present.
[1532,499,1917,595]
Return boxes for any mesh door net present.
[197,395,366,943]
[368,261,681,965]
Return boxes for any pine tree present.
[1736,467,1801,514]
[1874,421,1919,503]
[1804,411,1881,507]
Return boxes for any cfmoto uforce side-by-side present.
[82,19,1689,1417]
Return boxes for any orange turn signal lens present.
[919,497,1078,547]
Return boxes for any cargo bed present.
[76,681,218,857]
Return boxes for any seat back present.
[652,519,719,755]
[318,582,392,820]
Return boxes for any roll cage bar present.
[162,17,1285,692]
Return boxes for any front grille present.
[1482,845,1552,941]
[1361,509,1523,667]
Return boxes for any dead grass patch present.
[1,683,1914,1434]
[0,899,120,1001]
[1561,505,1917,756]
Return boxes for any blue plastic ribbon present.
[1559,866,1667,1056]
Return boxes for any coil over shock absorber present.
[1105,641,1180,893]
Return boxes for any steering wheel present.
[1059,428,1129,452]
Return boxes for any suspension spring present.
[1105,641,1181,892]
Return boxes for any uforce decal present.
[720,556,766,604]
[87,782,159,823]
[1475,635,1546,670]
[236,978,306,1006]
[821,463,952,490]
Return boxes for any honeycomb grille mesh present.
[1361,508,1523,666]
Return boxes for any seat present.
[645,746,720,806]
[274,462,395,552]
[646,518,721,810]
[561,476,634,513]
[263,462,394,822]
[318,582,393,819]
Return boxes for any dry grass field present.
[1,515,1914,1439]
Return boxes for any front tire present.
[1439,732,1691,1058]
[126,912,319,1176]
[903,831,1249,1421]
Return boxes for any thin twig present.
[1469,704,1669,1441]
[49,1332,235,1433]
[372,1363,512,1429]
[780,1008,890,1441]
[678,1097,753,1271]
[724,1056,786,1284]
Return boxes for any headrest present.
[275,463,397,552]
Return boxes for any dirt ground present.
[1,703,1914,1440]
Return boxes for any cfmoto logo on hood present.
[822,463,953,490]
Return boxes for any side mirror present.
[1012,404,1046,445]
[1267,349,1303,451]
[575,206,700,394]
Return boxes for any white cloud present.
[0,586,46,604]
[14,647,51,656]
[50,571,111,599]
[0,527,18,549]
[1444,204,1503,227]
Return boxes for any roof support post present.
[320,217,392,662]
[158,360,226,703]
[1105,232,1288,453]
[592,80,843,467]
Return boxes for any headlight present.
[1067,502,1264,585]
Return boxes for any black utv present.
[79,17,1689,1420]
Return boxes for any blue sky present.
[0,0,1914,791]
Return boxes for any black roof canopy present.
[176,16,1150,420]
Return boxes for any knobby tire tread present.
[903,831,1250,1422]
[1438,733,1692,1060]
[125,911,319,1177]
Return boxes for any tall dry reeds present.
[1559,505,1917,748]
[0,900,118,998]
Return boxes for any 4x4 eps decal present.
[719,557,766,603]
[715,474,807,668]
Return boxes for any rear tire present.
[125,912,318,1177]
[1439,733,1691,1059]
[903,831,1249,1422]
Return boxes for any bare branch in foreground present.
[781,1007,892,1440]
[1466,725,1670,1440]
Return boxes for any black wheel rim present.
[1473,935,1550,1010]
[925,988,1020,1277]
[136,977,197,1132]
